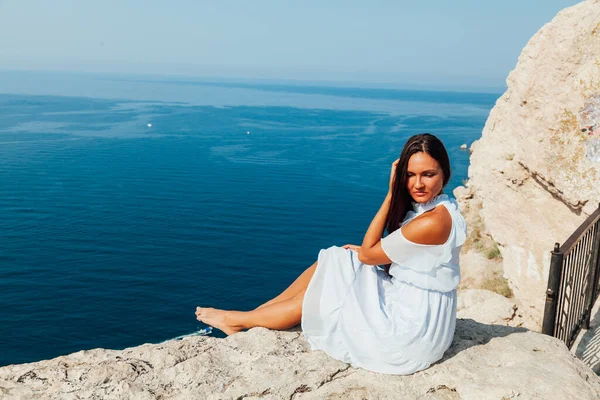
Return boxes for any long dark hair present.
[385,133,451,236]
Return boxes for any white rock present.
[461,0,600,323]
[457,288,538,330]
[0,324,598,399]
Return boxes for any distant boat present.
[147,123,152,128]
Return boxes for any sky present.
[0,0,584,90]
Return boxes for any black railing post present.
[585,205,600,329]
[542,243,564,336]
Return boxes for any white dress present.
[301,194,467,375]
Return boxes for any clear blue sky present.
[0,0,583,89]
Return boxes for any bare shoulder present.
[401,205,453,245]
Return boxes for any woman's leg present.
[255,261,317,309]
[195,289,305,335]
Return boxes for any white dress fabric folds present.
[301,194,467,375]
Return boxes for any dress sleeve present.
[380,215,466,274]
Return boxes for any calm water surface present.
[0,72,499,366]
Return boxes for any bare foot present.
[195,307,243,335]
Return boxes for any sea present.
[0,71,500,367]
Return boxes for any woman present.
[195,133,467,375]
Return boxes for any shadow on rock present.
[439,318,529,362]
[574,304,600,374]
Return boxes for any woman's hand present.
[342,244,361,252]
[389,159,399,193]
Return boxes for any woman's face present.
[406,151,444,203]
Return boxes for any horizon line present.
[0,68,507,96]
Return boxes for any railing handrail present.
[542,203,600,349]
[559,204,600,254]
[542,243,564,336]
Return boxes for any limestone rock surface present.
[574,301,600,374]
[457,289,540,331]
[1,322,599,400]
[461,0,600,322]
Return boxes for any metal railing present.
[542,204,600,349]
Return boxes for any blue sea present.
[0,71,499,367]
